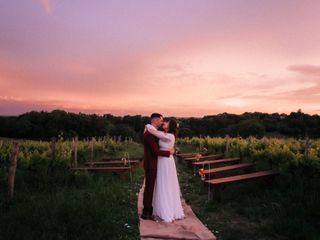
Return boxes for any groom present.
[141,113,175,220]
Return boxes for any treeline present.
[0,109,319,141]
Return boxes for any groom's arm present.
[146,134,171,157]
[145,124,171,142]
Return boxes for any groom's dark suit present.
[142,130,170,216]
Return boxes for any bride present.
[145,120,185,222]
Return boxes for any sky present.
[0,0,320,117]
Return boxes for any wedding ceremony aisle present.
[138,183,217,240]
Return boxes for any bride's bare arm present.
[145,124,172,142]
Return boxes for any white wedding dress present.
[145,124,185,222]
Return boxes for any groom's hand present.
[170,148,175,155]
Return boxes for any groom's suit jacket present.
[143,130,170,170]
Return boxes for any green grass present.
[2,138,320,240]
[176,143,320,240]
[1,171,144,240]
[0,140,145,240]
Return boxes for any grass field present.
[1,137,320,240]
[177,139,320,240]
[0,138,144,240]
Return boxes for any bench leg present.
[208,183,213,201]
[244,166,254,174]
[119,172,129,181]
[213,185,222,202]
[139,160,144,168]
[265,176,276,188]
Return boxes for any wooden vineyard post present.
[72,137,74,167]
[90,137,94,163]
[72,136,78,168]
[225,134,230,156]
[49,137,56,173]
[207,163,211,202]
[8,142,19,201]
[199,135,203,153]
[51,137,56,162]
[304,136,310,158]
[102,136,106,152]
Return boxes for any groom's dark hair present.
[150,113,163,120]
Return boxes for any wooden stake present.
[90,137,94,163]
[8,142,19,201]
[225,134,230,156]
[102,136,106,152]
[47,137,57,174]
[304,136,310,158]
[73,136,78,167]
[51,137,56,162]
[71,138,74,167]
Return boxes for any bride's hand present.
[170,148,175,155]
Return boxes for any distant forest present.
[0,109,320,141]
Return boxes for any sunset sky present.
[1,0,320,117]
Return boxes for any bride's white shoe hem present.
[159,215,186,223]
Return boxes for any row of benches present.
[69,152,279,201]
[70,157,143,179]
[177,152,279,201]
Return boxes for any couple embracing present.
[141,113,185,223]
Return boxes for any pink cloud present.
[1,1,320,117]
[35,0,53,15]
[287,65,320,77]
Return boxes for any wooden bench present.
[70,166,131,172]
[184,154,224,161]
[102,157,143,161]
[176,153,199,158]
[203,163,255,177]
[206,170,279,201]
[70,166,133,180]
[192,157,240,166]
[84,160,139,166]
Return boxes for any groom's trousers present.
[142,168,157,216]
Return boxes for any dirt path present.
[138,183,217,240]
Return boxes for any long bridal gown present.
[145,124,185,222]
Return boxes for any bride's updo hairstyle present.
[168,119,178,138]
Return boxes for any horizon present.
[1,108,318,119]
[1,1,320,117]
